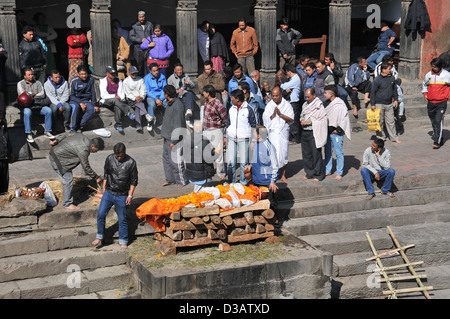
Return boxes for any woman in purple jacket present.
[141,24,174,77]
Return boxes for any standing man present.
[129,10,153,77]
[438,49,450,72]
[69,64,98,132]
[44,69,72,132]
[49,133,104,210]
[19,25,47,85]
[167,63,196,128]
[300,88,328,182]
[422,58,450,149]
[324,85,351,180]
[276,17,302,71]
[92,142,138,250]
[314,60,335,104]
[280,64,301,144]
[160,85,188,187]
[361,139,395,200]
[99,66,133,132]
[0,110,12,194]
[366,22,397,71]
[144,63,167,131]
[263,87,294,183]
[230,18,258,75]
[296,54,310,80]
[17,68,55,143]
[202,85,228,179]
[371,62,401,144]
[324,52,349,106]
[228,63,257,96]
[225,89,257,185]
[197,60,226,107]
[238,81,265,125]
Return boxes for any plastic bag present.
[366,109,381,132]
[39,182,58,207]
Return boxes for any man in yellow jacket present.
[230,17,258,75]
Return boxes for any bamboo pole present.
[386,226,432,299]
[372,261,424,272]
[382,286,434,296]
[378,274,427,283]
[365,244,415,261]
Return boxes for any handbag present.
[366,109,381,132]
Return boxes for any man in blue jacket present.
[228,63,256,96]
[69,65,98,132]
[143,63,167,131]
[344,57,372,117]
[366,22,397,71]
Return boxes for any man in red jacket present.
[422,58,450,149]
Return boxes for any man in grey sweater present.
[160,85,188,187]
[371,62,401,144]
[44,69,72,132]
[361,139,395,200]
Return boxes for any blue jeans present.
[96,190,128,245]
[71,102,97,131]
[361,168,395,195]
[49,103,72,128]
[146,97,167,122]
[226,138,250,185]
[367,50,392,70]
[325,134,344,176]
[23,106,53,133]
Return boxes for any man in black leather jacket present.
[19,26,47,84]
[92,142,138,250]
[128,10,153,76]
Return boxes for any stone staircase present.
[279,172,450,299]
[0,203,142,299]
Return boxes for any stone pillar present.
[90,0,113,78]
[254,0,278,82]
[176,0,198,78]
[0,0,21,102]
[328,0,352,69]
[398,0,422,80]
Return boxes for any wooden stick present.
[365,244,415,261]
[387,226,432,299]
[372,261,424,272]
[383,286,434,296]
[378,274,427,283]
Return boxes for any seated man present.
[44,69,72,132]
[344,56,371,117]
[17,67,54,143]
[69,64,98,132]
[123,65,151,132]
[366,22,396,71]
[143,63,167,132]
[99,66,133,132]
[361,139,395,200]
[167,63,196,128]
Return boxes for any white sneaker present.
[185,109,193,117]
[186,120,194,129]
[145,114,153,123]
[147,123,153,132]
[44,131,56,140]
[26,134,34,143]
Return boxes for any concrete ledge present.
[128,241,333,299]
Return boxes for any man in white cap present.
[129,10,153,76]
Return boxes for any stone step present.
[282,201,450,237]
[278,185,450,220]
[0,264,134,299]
[57,288,141,299]
[0,245,128,283]
[297,222,450,257]
[333,262,450,299]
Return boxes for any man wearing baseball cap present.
[99,66,135,132]
[123,65,152,132]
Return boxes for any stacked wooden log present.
[154,199,278,255]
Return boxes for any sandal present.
[381,192,395,198]
[366,193,375,200]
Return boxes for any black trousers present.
[427,101,447,145]
[301,130,324,181]
[0,159,9,194]
[102,98,131,127]
[289,101,302,143]
[345,80,372,109]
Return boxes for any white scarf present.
[325,97,352,141]
[302,97,328,148]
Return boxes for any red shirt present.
[67,34,87,59]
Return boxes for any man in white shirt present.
[281,64,301,145]
[123,66,151,132]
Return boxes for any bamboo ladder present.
[365,226,433,299]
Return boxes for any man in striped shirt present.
[201,85,228,179]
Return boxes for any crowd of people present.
[1,10,450,250]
